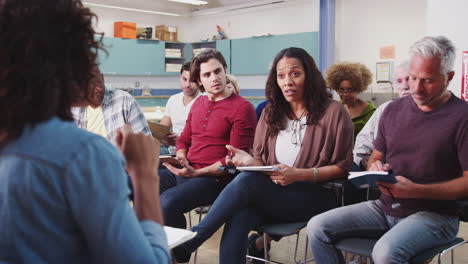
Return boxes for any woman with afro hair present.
[326,62,376,138]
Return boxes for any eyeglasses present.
[291,119,302,145]
[337,88,357,94]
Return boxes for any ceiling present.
[85,0,264,15]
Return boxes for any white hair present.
[394,60,409,80]
[409,36,456,76]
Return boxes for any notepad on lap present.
[164,226,197,249]
[348,171,397,188]
[236,166,280,172]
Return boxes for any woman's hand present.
[268,164,300,186]
[115,125,160,182]
[225,145,256,167]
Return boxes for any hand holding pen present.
[369,160,396,200]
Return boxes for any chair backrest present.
[457,199,468,222]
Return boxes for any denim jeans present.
[181,171,338,264]
[158,169,225,229]
[307,200,460,264]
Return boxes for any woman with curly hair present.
[0,0,170,263]
[172,47,354,264]
[326,62,376,138]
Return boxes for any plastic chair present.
[334,200,468,264]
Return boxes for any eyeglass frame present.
[337,87,358,94]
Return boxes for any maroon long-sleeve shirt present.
[176,93,257,170]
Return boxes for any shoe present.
[247,233,271,264]
[172,245,191,263]
[347,255,367,264]
[194,206,210,214]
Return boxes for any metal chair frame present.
[245,180,346,264]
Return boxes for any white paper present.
[236,166,280,172]
[164,226,197,249]
[348,171,388,179]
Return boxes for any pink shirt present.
[176,93,257,170]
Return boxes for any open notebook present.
[164,226,197,249]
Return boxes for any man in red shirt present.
[160,50,257,235]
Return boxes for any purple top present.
[374,93,468,217]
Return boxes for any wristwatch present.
[312,167,319,183]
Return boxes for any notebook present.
[148,121,170,144]
[348,171,396,188]
[236,166,280,172]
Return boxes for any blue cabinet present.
[230,32,319,75]
[98,32,318,76]
[98,37,165,75]
[216,39,231,74]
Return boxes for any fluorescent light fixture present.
[191,0,287,17]
[83,2,181,16]
[168,0,208,5]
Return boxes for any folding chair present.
[246,180,346,264]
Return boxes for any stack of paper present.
[164,226,197,249]
[165,48,182,58]
[165,63,182,72]
[193,48,209,56]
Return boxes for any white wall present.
[185,0,319,42]
[335,0,427,94]
[426,0,468,97]
[89,5,189,38]
[89,0,320,92]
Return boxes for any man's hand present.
[377,176,420,199]
[163,159,197,178]
[225,145,256,167]
[166,132,178,146]
[267,164,299,186]
[368,160,392,172]
[115,125,160,182]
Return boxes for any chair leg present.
[193,207,205,264]
[264,233,269,261]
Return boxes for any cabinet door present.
[216,39,231,73]
[230,32,319,75]
[98,37,165,75]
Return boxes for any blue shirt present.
[0,118,170,264]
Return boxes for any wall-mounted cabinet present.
[98,32,318,76]
[99,37,165,75]
[230,32,319,75]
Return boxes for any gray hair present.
[394,60,409,80]
[409,36,456,76]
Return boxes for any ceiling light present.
[168,0,208,5]
[83,2,181,16]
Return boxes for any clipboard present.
[148,121,170,144]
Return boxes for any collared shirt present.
[353,100,391,165]
[176,93,257,170]
[0,118,170,264]
[72,89,151,145]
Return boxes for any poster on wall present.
[462,51,468,102]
